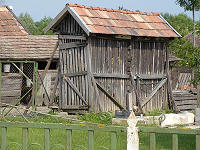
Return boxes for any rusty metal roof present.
[0,6,29,36]
[0,35,59,60]
[45,3,181,38]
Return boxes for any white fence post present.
[127,111,139,150]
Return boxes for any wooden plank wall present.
[37,70,58,106]
[89,37,130,112]
[59,37,88,110]
[1,73,22,105]
[173,90,197,111]
[132,40,167,113]
[57,13,85,36]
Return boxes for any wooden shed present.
[0,6,59,106]
[45,3,181,113]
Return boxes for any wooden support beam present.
[59,42,87,49]
[166,42,179,112]
[136,74,166,80]
[59,35,86,40]
[96,82,126,110]
[141,78,167,107]
[93,73,129,79]
[64,77,88,105]
[61,105,88,110]
[63,71,87,77]
[130,73,143,113]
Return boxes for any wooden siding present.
[56,13,85,35]
[173,90,197,111]
[131,40,168,113]
[89,37,131,112]
[59,36,88,110]
[37,70,58,106]
[1,73,22,105]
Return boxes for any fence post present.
[127,111,139,150]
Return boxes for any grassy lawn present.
[0,115,197,150]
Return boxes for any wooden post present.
[0,61,2,109]
[85,44,93,112]
[197,85,200,107]
[127,111,139,150]
[166,42,179,112]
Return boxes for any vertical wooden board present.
[77,46,81,105]
[22,128,28,150]
[66,129,72,150]
[63,50,68,106]
[150,133,156,150]
[44,128,50,150]
[69,49,74,105]
[72,48,77,106]
[81,47,86,104]
[154,42,158,74]
[84,46,89,107]
[66,49,71,105]
[75,47,79,105]
[196,135,200,150]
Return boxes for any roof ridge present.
[66,3,160,16]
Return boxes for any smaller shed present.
[45,3,181,113]
[0,6,59,106]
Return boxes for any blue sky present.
[5,0,198,21]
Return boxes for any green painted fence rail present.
[1,121,200,150]
[138,126,200,150]
[0,122,126,150]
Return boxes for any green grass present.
[0,115,197,150]
[145,109,174,116]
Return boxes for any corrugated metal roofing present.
[67,3,180,37]
[0,6,28,36]
[0,35,59,60]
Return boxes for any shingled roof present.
[0,35,58,60]
[0,6,29,36]
[0,6,59,60]
[45,3,181,38]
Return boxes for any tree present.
[35,16,54,35]
[18,13,39,35]
[176,0,200,46]
[162,13,193,36]
[18,13,54,35]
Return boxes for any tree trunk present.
[193,7,195,47]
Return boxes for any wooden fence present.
[139,127,200,150]
[1,120,200,150]
[0,122,125,150]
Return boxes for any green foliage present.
[35,16,54,35]
[118,6,130,11]
[77,112,113,125]
[162,13,193,36]
[18,13,54,35]
[146,109,173,116]
[176,0,200,11]
[18,13,39,35]
[170,38,200,85]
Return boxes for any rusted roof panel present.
[0,6,28,36]
[67,3,181,38]
[0,35,58,60]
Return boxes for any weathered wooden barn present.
[0,6,59,106]
[45,3,181,113]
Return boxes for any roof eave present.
[44,5,91,36]
[159,15,182,38]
